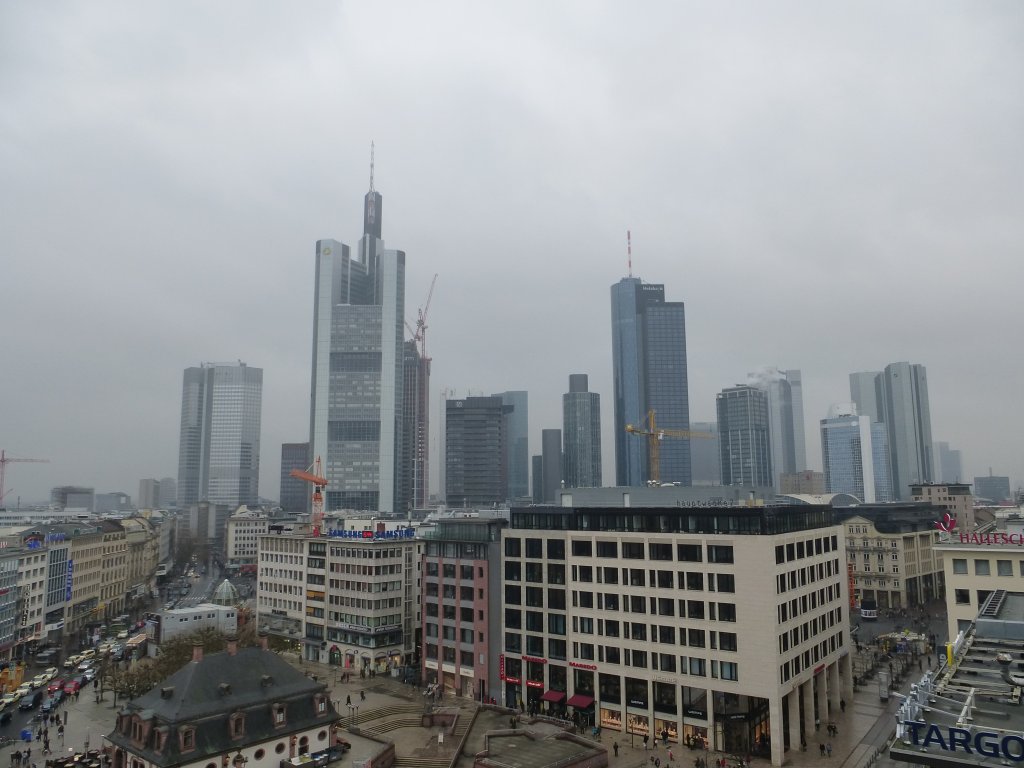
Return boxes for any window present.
[525,539,543,558]
[719,661,738,681]
[708,546,733,564]
[687,629,705,648]
[716,573,735,593]
[622,542,645,559]
[955,589,970,605]
[719,632,738,652]
[649,543,672,561]
[547,539,565,560]
[677,544,702,562]
[952,559,967,575]
[998,560,1013,577]
[688,658,706,676]
[975,560,991,576]
[571,540,593,557]
[505,538,521,557]
[597,541,618,558]
[717,603,737,622]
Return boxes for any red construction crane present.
[0,450,49,504]
[290,457,327,537]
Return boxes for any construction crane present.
[0,450,49,505]
[624,410,713,485]
[290,457,328,537]
[407,273,438,358]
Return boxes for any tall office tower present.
[610,276,691,486]
[819,404,892,503]
[444,396,507,507]
[531,455,544,503]
[849,372,882,423]
[402,341,430,510]
[562,375,602,489]
[308,161,406,512]
[158,477,177,508]
[279,442,310,513]
[974,472,1011,504]
[878,362,933,499]
[784,370,807,470]
[716,385,772,487]
[748,367,805,487]
[495,391,529,500]
[689,421,721,485]
[138,479,160,509]
[177,362,263,508]
[934,441,963,483]
[541,429,563,502]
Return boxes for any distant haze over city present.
[3,3,1022,503]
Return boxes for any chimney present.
[258,630,269,650]
[192,643,203,663]
[226,635,238,656]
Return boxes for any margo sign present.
[902,721,1024,762]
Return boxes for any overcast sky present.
[2,1,1022,505]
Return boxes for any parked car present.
[18,690,43,710]
[83,668,97,683]
[15,684,32,698]
[30,675,48,689]
[47,678,64,694]
[77,661,93,673]
[0,693,19,707]
[63,654,83,670]
[63,678,83,695]
[43,667,59,681]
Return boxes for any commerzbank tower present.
[308,150,407,513]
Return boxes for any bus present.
[859,598,878,621]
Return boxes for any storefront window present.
[625,677,648,709]
[653,718,678,744]
[653,681,676,713]
[599,673,621,704]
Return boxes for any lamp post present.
[232,751,248,768]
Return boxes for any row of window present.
[951,558,1020,577]
[570,566,735,592]
[504,538,735,564]
[776,584,842,623]
[778,608,843,653]
[779,631,844,683]
[424,563,484,580]
[776,558,841,594]
[774,536,838,564]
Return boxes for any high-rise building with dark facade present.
[562,374,602,489]
[531,455,544,503]
[716,384,771,487]
[689,421,721,486]
[279,442,310,513]
[849,372,882,423]
[541,429,563,502]
[974,473,1011,504]
[748,368,806,488]
[177,362,263,508]
[445,396,507,507]
[495,391,529,501]
[309,164,405,512]
[610,277,691,487]
[878,362,933,500]
[403,341,430,510]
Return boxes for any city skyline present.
[3,4,1022,503]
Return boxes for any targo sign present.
[902,721,1024,761]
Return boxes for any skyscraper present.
[974,472,1011,504]
[610,277,691,486]
[279,442,310,513]
[562,374,602,489]
[716,385,771,487]
[309,159,406,512]
[138,479,160,509]
[495,391,529,501]
[934,441,963,484]
[689,421,721,486]
[878,362,933,499]
[748,367,806,487]
[177,361,263,508]
[445,396,507,507]
[402,341,430,510]
[158,476,177,508]
[820,404,892,502]
[849,372,882,423]
[541,429,563,502]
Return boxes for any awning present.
[541,690,566,703]
[566,694,594,708]
[374,652,386,659]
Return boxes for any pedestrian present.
[345,695,351,706]
[840,698,846,713]
[819,743,825,757]
[655,759,661,768]
[612,741,619,757]
[662,729,669,746]
[643,734,649,750]
[360,689,365,702]
[668,750,674,763]
[826,742,833,758]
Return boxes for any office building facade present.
[541,429,563,503]
[403,341,430,511]
[309,174,405,513]
[934,441,963,484]
[689,422,721,486]
[279,441,309,514]
[562,375,602,489]
[445,397,507,507]
[878,362,934,500]
[819,405,892,503]
[610,277,691,487]
[496,391,529,501]
[974,473,1011,504]
[499,504,852,767]
[749,368,807,487]
[716,385,772,488]
[177,362,263,508]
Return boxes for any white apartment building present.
[500,504,853,767]
[837,505,943,610]
[937,514,1024,640]
[148,602,237,652]
[226,507,270,568]
[256,526,420,670]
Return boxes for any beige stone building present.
[122,517,159,608]
[911,482,974,533]
[836,504,944,610]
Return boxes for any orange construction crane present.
[624,410,713,485]
[290,457,327,537]
[0,450,49,505]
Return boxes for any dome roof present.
[211,578,240,606]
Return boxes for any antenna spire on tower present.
[627,230,632,277]
[369,141,375,193]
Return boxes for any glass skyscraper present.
[820,405,892,502]
[445,396,507,507]
[716,384,771,487]
[495,391,529,501]
[562,374,602,489]
[309,172,406,512]
[610,277,690,486]
[177,361,263,508]
[878,362,933,500]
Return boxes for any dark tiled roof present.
[105,647,340,767]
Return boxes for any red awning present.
[541,689,566,703]
[566,694,594,708]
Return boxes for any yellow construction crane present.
[625,410,713,485]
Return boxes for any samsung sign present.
[326,528,415,540]
[902,721,1024,761]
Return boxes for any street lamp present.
[232,751,247,768]
[347,704,359,727]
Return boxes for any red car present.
[63,679,82,695]
[47,679,64,694]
